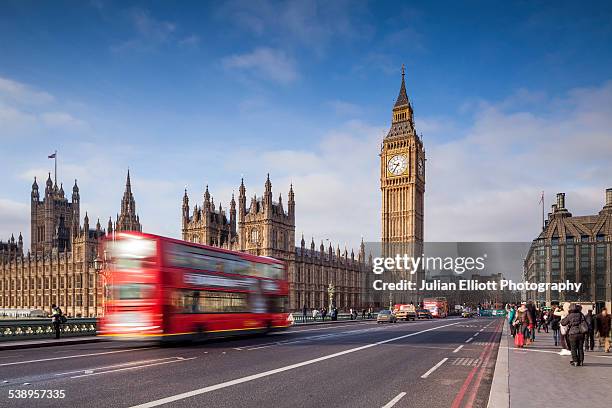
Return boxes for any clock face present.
[387,154,408,176]
[418,158,424,177]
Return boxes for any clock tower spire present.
[380,65,425,303]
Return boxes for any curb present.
[0,337,101,350]
[487,320,509,408]
[293,319,376,327]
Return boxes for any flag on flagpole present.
[48,153,56,159]
[539,191,544,204]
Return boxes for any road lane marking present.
[452,345,464,353]
[70,357,197,379]
[0,348,152,367]
[129,321,462,408]
[420,358,448,379]
[479,328,484,332]
[382,392,406,408]
[473,332,479,337]
[465,337,474,343]
[54,357,180,376]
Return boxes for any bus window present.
[114,284,155,300]
[268,296,288,313]
[175,290,249,313]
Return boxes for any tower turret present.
[288,183,295,221]
[264,173,272,214]
[230,193,237,235]
[182,188,190,227]
[45,172,53,195]
[116,170,142,232]
[238,178,246,221]
[31,177,39,201]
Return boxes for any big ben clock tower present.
[381,65,425,302]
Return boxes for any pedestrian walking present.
[584,309,595,352]
[312,308,319,322]
[349,308,354,320]
[550,306,561,346]
[508,304,517,337]
[50,304,64,340]
[362,309,366,319]
[526,302,536,344]
[556,302,572,356]
[513,303,528,347]
[595,307,611,352]
[561,304,588,366]
[302,304,307,322]
[542,311,549,333]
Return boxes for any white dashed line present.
[452,345,464,353]
[466,337,474,343]
[420,358,448,379]
[382,392,406,408]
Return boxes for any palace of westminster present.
[0,69,427,316]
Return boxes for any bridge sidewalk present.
[488,322,612,408]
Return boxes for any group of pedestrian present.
[507,301,612,367]
[308,305,374,322]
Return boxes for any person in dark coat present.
[50,304,63,340]
[595,308,611,352]
[584,309,595,351]
[561,304,586,366]
[550,307,561,346]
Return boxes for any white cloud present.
[0,198,29,244]
[40,112,89,131]
[425,81,612,242]
[111,8,198,52]
[222,47,298,84]
[0,76,90,138]
[326,100,363,116]
[215,0,371,55]
[0,77,54,105]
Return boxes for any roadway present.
[0,317,503,408]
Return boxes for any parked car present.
[461,310,475,318]
[377,309,397,323]
[416,309,433,319]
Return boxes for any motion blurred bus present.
[423,297,448,318]
[98,232,290,342]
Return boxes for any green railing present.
[0,313,378,342]
[0,318,97,341]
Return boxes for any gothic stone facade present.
[524,190,612,311]
[376,67,426,305]
[182,175,370,311]
[0,171,142,317]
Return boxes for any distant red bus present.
[98,232,290,341]
[423,297,448,318]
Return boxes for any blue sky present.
[1,0,612,250]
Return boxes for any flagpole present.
[54,150,57,186]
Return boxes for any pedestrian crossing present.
[450,357,481,366]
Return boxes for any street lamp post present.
[327,283,335,311]
[93,251,110,317]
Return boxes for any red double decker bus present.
[98,232,290,342]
